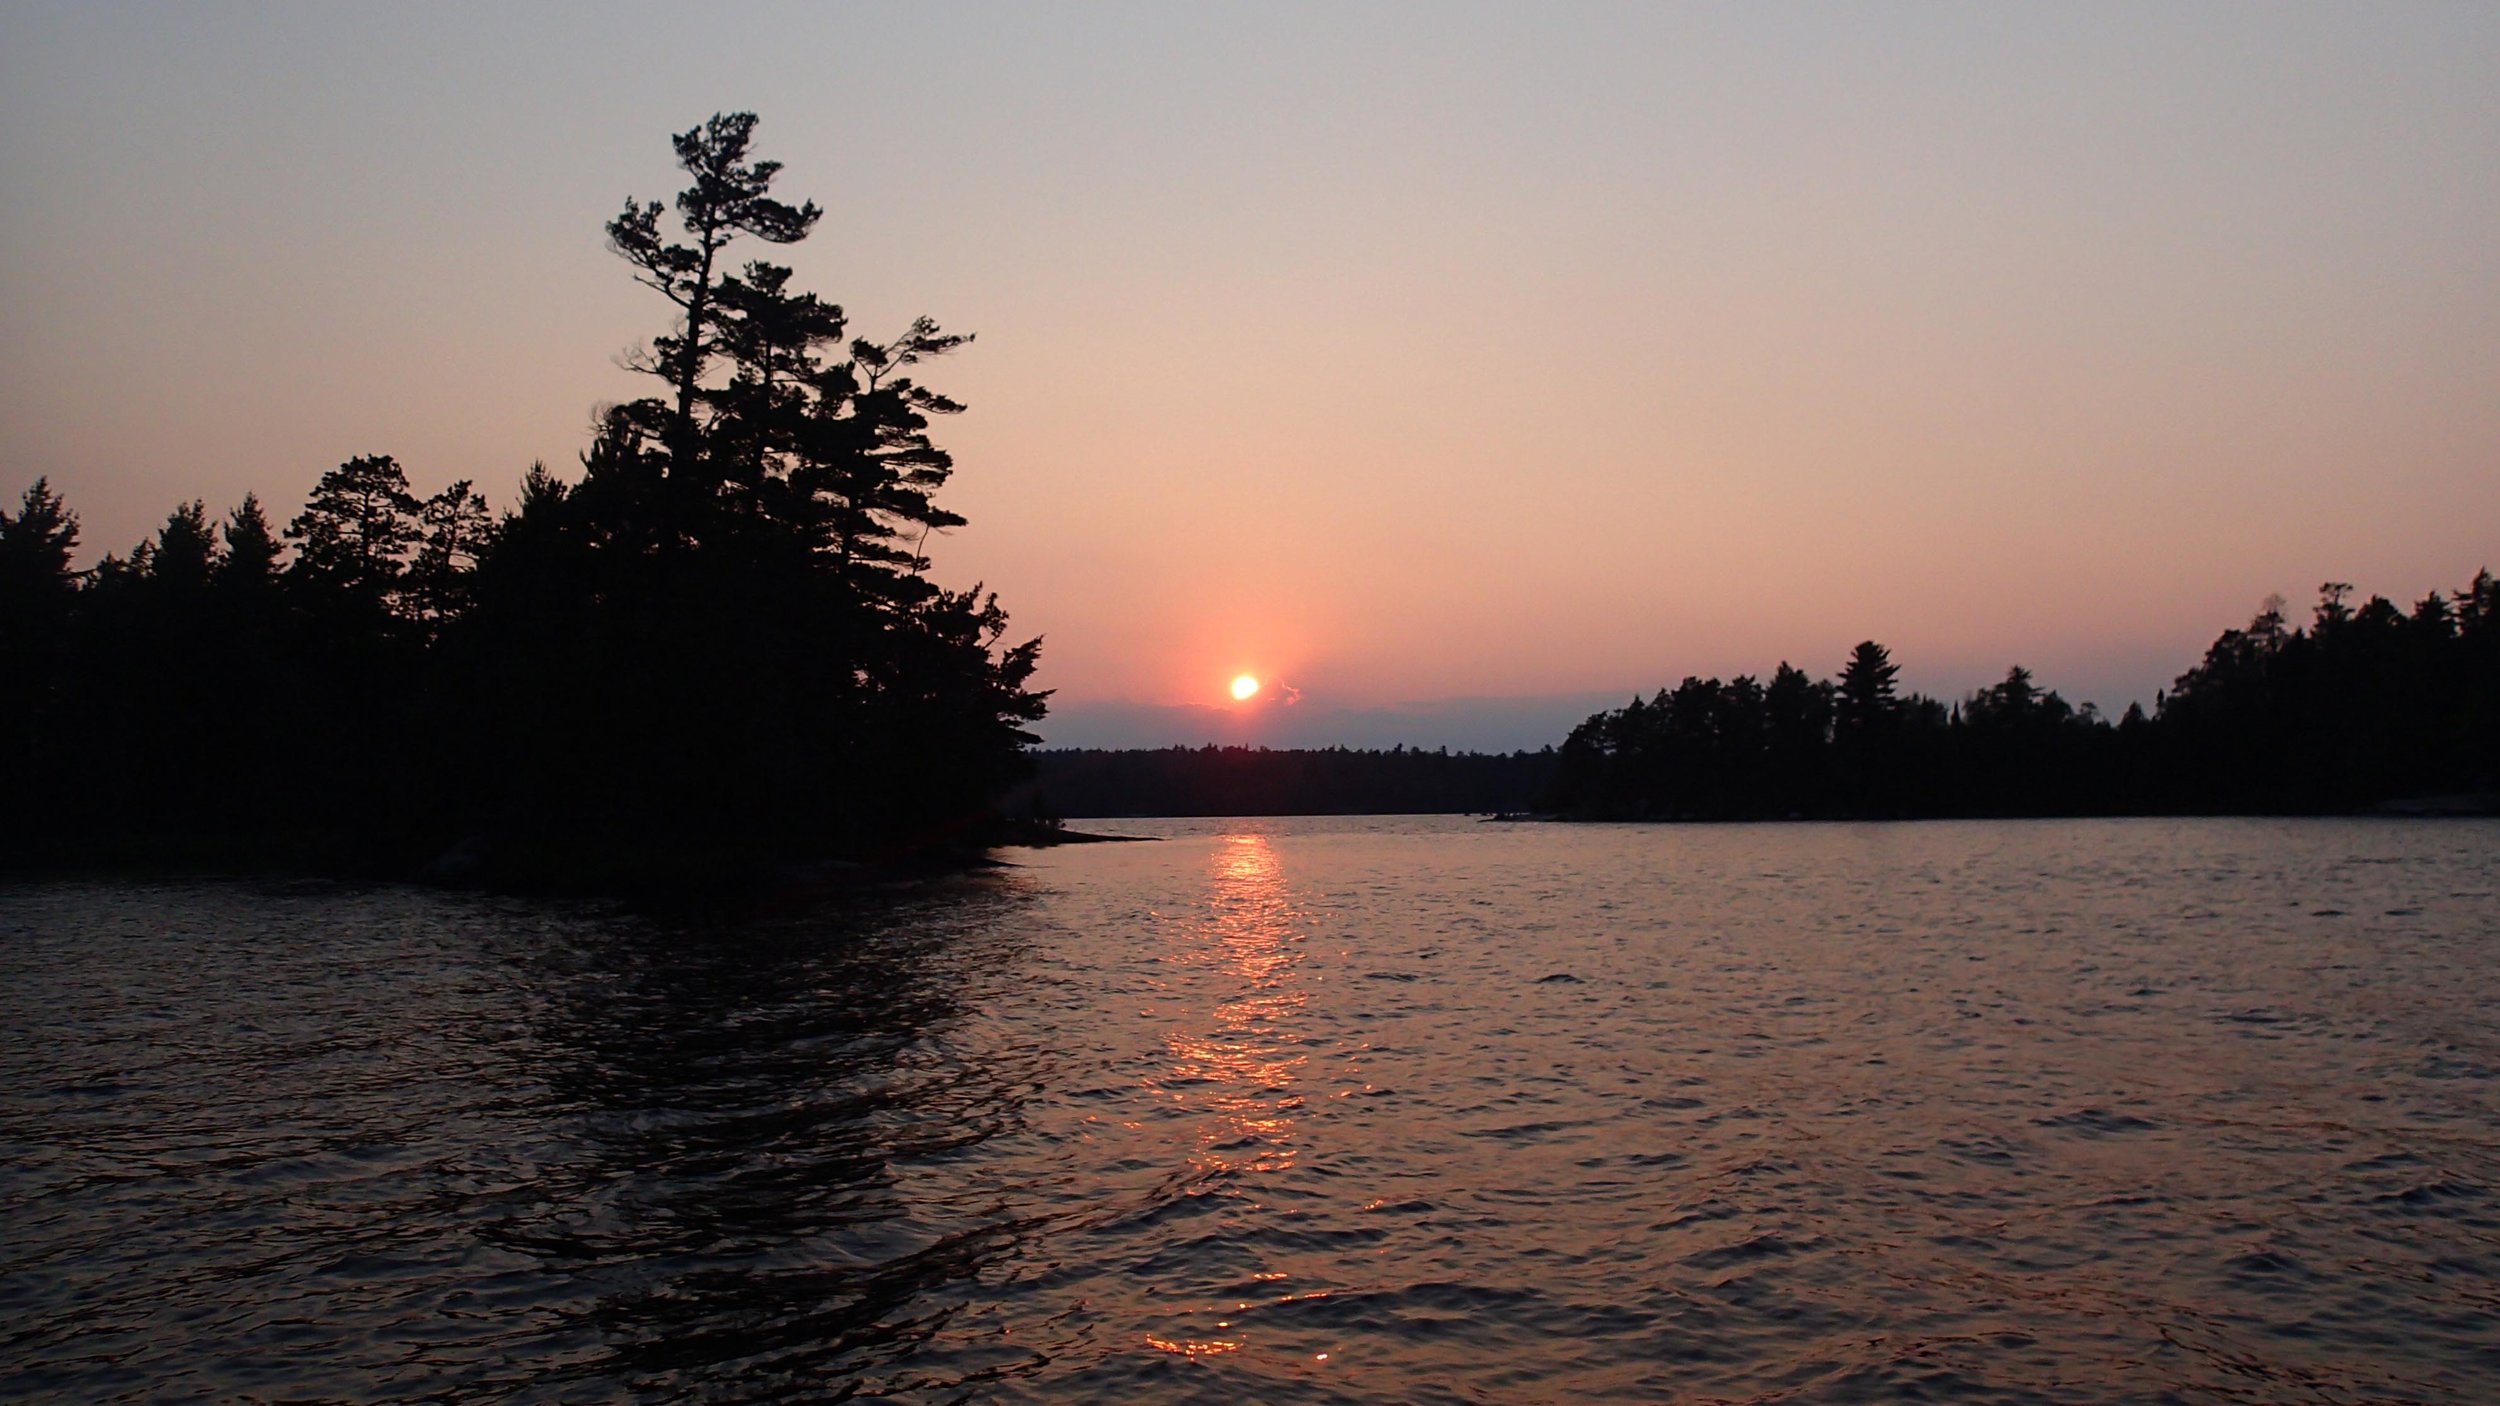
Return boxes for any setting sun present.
[1230,673,1261,702]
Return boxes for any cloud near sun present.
[1227,674,1302,706]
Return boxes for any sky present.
[4,3,2497,750]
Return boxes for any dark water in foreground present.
[5,818,2498,1404]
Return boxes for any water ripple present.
[4,817,2499,1402]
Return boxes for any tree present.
[441,111,1047,857]
[0,479,84,753]
[1834,641,1901,735]
[149,501,220,593]
[707,260,847,496]
[1967,665,2048,728]
[0,478,81,608]
[2250,592,2289,653]
[730,312,981,606]
[2314,581,2356,634]
[218,494,283,591]
[607,112,822,470]
[408,480,492,628]
[286,454,421,611]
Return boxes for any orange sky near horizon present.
[5,5,2497,744]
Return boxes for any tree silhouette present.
[440,111,1046,871]
[0,113,1052,883]
[0,478,80,609]
[408,480,492,630]
[217,495,282,592]
[5,442,2493,848]
[286,454,421,616]
[1834,641,1901,736]
[607,112,823,473]
[148,502,219,594]
[0,481,84,818]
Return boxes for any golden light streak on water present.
[1160,832,1310,1181]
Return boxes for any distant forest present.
[1012,577,2500,821]
[1016,747,1559,819]
[0,115,1047,881]
[1543,580,2500,820]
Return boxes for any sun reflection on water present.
[1140,830,1335,1367]
[1142,1333,1244,1360]
[1160,832,1309,1181]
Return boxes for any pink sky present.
[5,5,2496,747]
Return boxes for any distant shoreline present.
[990,822,1157,847]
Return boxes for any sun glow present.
[1230,673,1261,701]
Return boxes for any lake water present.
[4,817,2498,1403]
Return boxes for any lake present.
[4,817,2497,1403]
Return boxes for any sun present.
[1230,673,1261,702]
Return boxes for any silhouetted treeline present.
[1,114,1046,881]
[1016,746,1561,818]
[1549,578,2500,820]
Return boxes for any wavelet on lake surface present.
[4,816,2498,1403]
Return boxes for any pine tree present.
[408,480,492,628]
[606,112,822,473]
[0,480,84,772]
[218,494,283,590]
[0,478,81,608]
[149,501,220,593]
[1834,641,1901,736]
[286,454,421,613]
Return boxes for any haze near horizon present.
[5,3,2496,750]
